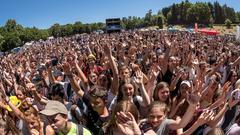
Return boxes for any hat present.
[5,96,22,112]
[180,80,191,88]
[40,100,68,116]
[87,54,96,61]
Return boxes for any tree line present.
[123,0,240,29]
[0,20,105,52]
[0,0,240,52]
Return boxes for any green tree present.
[187,2,212,24]
[0,34,5,51]
[73,21,84,34]
[222,5,236,23]
[1,32,21,51]
[157,15,164,29]
[162,7,171,19]
[214,1,225,24]
[236,12,240,23]
[144,10,153,26]
[49,23,61,37]
[61,24,73,36]
[208,2,215,21]
[225,19,232,29]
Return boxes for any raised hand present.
[103,43,112,56]
[187,84,201,105]
[62,62,71,74]
[134,70,143,86]
[26,83,37,93]
[222,81,231,94]
[197,110,215,125]
[150,64,161,79]
[116,112,141,135]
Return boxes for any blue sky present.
[0,0,239,29]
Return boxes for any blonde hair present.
[206,128,224,135]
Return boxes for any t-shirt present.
[155,119,174,135]
[82,93,109,135]
[58,122,92,135]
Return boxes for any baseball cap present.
[40,100,68,116]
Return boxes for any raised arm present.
[169,69,183,91]
[46,62,58,84]
[145,65,160,102]
[26,83,48,105]
[103,44,119,95]
[169,91,201,130]
[207,96,238,128]
[62,62,84,98]
[134,70,151,107]
[71,53,89,86]
[0,80,25,120]
[180,110,215,135]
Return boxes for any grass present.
[212,25,236,35]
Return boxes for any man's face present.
[90,96,105,112]
[47,114,67,132]
[120,68,130,80]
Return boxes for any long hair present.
[104,100,139,134]
[116,79,137,103]
[153,82,172,108]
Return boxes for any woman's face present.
[26,115,40,132]
[16,90,25,100]
[122,83,134,99]
[181,71,189,80]
[180,84,190,98]
[148,107,166,129]
[97,74,108,88]
[158,87,170,102]
[157,55,165,64]
[120,69,130,80]
[231,71,238,83]
[89,72,98,84]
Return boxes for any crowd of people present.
[0,30,239,135]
